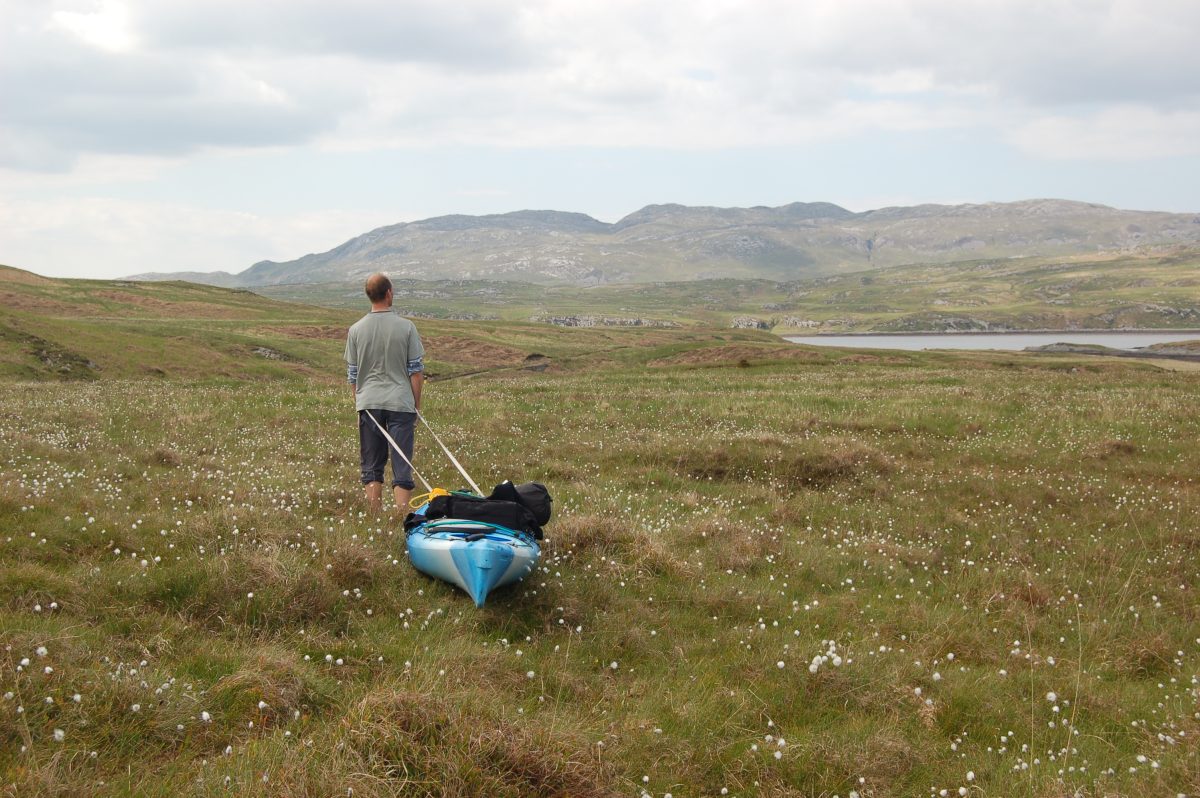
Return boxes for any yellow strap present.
[409,487,450,509]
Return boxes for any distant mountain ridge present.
[128,199,1200,286]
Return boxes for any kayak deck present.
[406,517,540,607]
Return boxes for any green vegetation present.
[0,265,777,381]
[1,267,1198,796]
[256,249,1200,333]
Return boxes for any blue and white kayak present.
[405,513,541,607]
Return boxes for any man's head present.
[365,273,392,305]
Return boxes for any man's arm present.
[345,331,358,405]
[407,326,425,413]
[406,353,424,413]
[410,371,423,413]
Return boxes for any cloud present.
[0,8,359,169]
[1,0,1197,171]
[0,195,403,277]
[52,0,137,52]
[1010,106,1200,160]
[135,0,541,68]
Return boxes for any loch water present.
[785,331,1200,352]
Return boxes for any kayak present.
[405,509,541,607]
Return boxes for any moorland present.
[253,250,1200,335]
[1,264,1197,797]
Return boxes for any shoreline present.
[784,328,1200,338]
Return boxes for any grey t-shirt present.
[345,311,424,413]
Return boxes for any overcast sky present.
[2,0,1198,279]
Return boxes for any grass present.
[1,339,1198,797]
[0,264,783,381]
[0,267,1197,796]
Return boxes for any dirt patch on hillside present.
[425,335,528,367]
[92,291,246,319]
[649,344,821,367]
[0,267,57,286]
[259,325,347,340]
[835,353,912,365]
[0,291,78,315]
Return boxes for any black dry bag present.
[489,480,553,526]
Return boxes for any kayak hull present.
[406,518,540,607]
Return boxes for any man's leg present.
[365,482,384,514]
[359,411,388,514]
[393,485,412,514]
[388,411,418,514]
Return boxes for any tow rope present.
[364,410,485,502]
[408,488,451,509]
[418,413,483,496]
[363,410,433,493]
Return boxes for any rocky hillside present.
[130,199,1200,286]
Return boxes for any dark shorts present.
[358,409,417,489]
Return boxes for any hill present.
[256,249,1200,333]
[0,264,780,381]
[128,199,1200,286]
[0,265,351,381]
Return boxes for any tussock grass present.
[320,688,613,797]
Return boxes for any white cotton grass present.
[807,640,844,674]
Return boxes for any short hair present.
[365,273,392,303]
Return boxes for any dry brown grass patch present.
[673,439,890,490]
[237,550,338,625]
[0,562,75,610]
[424,335,528,368]
[91,290,246,319]
[210,648,334,726]
[687,519,775,572]
[145,448,182,468]
[648,344,820,368]
[1013,579,1054,609]
[1094,439,1139,459]
[1111,631,1176,677]
[257,324,346,339]
[552,513,628,557]
[335,689,616,797]
[327,543,379,588]
[0,290,77,314]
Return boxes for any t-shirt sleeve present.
[344,330,356,365]
[406,325,424,373]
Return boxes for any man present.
[345,273,425,514]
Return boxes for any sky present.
[2,0,1199,279]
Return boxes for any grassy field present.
[253,249,1200,334]
[0,265,780,382]
[1,269,1198,796]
